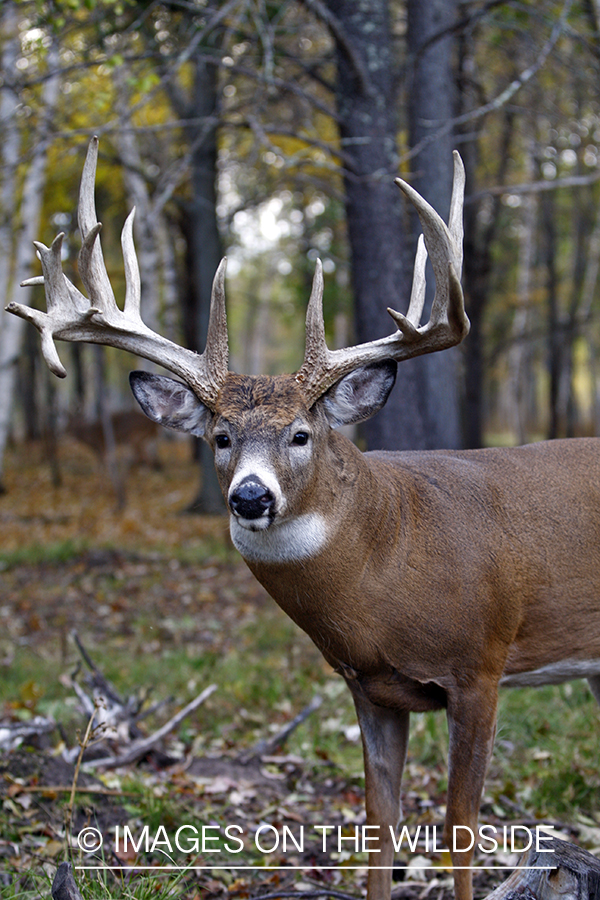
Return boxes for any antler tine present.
[77,136,116,312]
[448,150,465,270]
[203,258,230,394]
[395,150,466,332]
[296,152,469,407]
[301,260,327,370]
[398,233,427,331]
[122,208,142,320]
[6,138,229,409]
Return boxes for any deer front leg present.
[444,681,499,900]
[351,690,410,900]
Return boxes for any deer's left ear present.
[319,359,397,428]
[129,371,212,437]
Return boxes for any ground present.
[0,435,598,899]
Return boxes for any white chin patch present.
[230,512,329,563]
[234,515,271,532]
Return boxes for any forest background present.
[2,3,600,897]
[3,0,600,507]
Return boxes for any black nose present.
[229,479,275,520]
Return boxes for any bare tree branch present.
[400,0,575,166]
[470,167,600,201]
[300,0,372,95]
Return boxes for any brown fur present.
[207,384,600,900]
[215,374,309,428]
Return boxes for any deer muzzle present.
[229,477,276,524]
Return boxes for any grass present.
[494,681,600,818]
[0,866,199,900]
[0,538,91,571]
[407,681,600,820]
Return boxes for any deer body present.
[247,436,600,688]
[9,138,599,900]
[130,365,600,900]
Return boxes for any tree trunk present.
[43,369,62,489]
[327,0,412,450]
[508,151,538,445]
[0,12,60,489]
[561,183,589,438]
[541,180,561,440]
[94,347,126,511]
[457,18,516,448]
[113,67,162,335]
[21,324,40,442]
[328,0,462,451]
[578,182,600,435]
[183,54,226,513]
[486,836,600,900]
[406,0,463,449]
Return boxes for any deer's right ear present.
[129,371,212,437]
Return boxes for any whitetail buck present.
[8,138,600,900]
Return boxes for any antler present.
[8,139,467,411]
[295,151,469,406]
[6,137,229,410]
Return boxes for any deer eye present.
[292,431,309,446]
[215,434,231,449]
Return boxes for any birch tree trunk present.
[0,8,60,489]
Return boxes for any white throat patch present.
[230,512,329,563]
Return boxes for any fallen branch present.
[239,695,323,764]
[64,633,164,763]
[0,716,56,751]
[82,683,217,770]
[71,631,142,725]
[72,631,123,706]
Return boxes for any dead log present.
[51,862,83,900]
[487,836,600,900]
